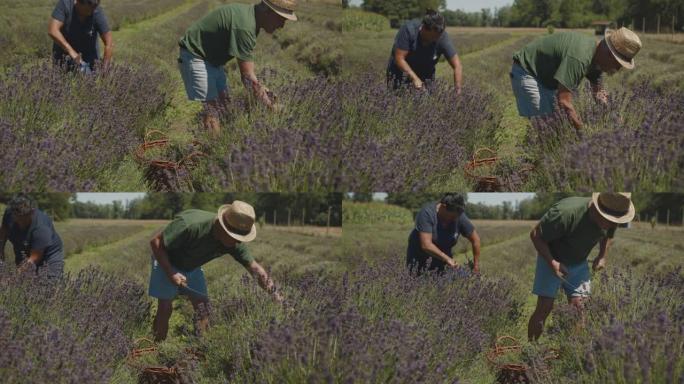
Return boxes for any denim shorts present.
[510,63,556,117]
[178,47,228,102]
[148,256,208,300]
[532,255,591,298]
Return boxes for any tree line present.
[361,0,683,30]
[349,193,684,223]
[0,193,342,226]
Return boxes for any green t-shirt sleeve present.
[162,218,190,251]
[229,28,256,62]
[538,205,569,243]
[553,57,587,90]
[228,244,254,268]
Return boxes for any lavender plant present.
[546,267,684,383]
[526,83,684,191]
[0,264,151,383]
[203,74,496,191]
[0,61,169,190]
[199,251,520,382]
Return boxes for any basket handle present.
[144,130,168,143]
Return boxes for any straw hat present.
[262,0,297,21]
[604,27,642,69]
[217,201,257,242]
[591,192,635,224]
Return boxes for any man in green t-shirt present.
[178,0,297,136]
[148,200,283,341]
[527,193,635,341]
[510,27,642,131]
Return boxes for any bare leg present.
[202,90,230,137]
[190,297,210,336]
[202,101,220,137]
[568,295,586,332]
[528,296,555,341]
[153,299,173,341]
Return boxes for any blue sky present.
[349,0,513,12]
[75,193,145,205]
[77,193,535,207]
[446,0,512,12]
[372,193,535,206]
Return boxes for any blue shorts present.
[532,255,591,299]
[510,63,556,117]
[148,256,208,300]
[178,47,228,102]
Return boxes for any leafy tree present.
[362,0,446,26]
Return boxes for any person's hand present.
[412,77,424,90]
[273,290,284,304]
[592,257,606,272]
[471,263,480,275]
[593,89,608,106]
[70,52,83,65]
[168,272,187,287]
[550,260,567,279]
[17,259,36,274]
[455,86,462,96]
[269,102,284,113]
[446,258,459,269]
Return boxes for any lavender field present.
[1,210,682,383]
[3,1,681,191]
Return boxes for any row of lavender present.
[0,62,168,191]
[1,65,680,191]
[195,72,683,192]
[528,83,684,191]
[0,252,681,382]
[0,265,150,382]
[200,255,684,383]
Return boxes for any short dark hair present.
[422,9,445,33]
[440,193,465,212]
[77,0,100,7]
[8,194,35,216]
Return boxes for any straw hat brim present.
[604,31,635,70]
[591,193,635,224]
[217,204,257,242]
[263,1,297,21]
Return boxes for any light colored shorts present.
[148,257,208,300]
[532,255,591,299]
[510,63,556,117]
[178,47,228,102]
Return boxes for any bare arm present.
[592,237,612,271]
[48,18,80,62]
[557,84,583,130]
[596,237,611,260]
[150,232,186,286]
[530,224,554,266]
[394,48,422,88]
[247,260,283,301]
[466,229,481,272]
[419,231,456,267]
[447,54,462,94]
[100,31,113,67]
[590,80,608,106]
[27,249,44,264]
[530,224,566,277]
[238,60,274,108]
